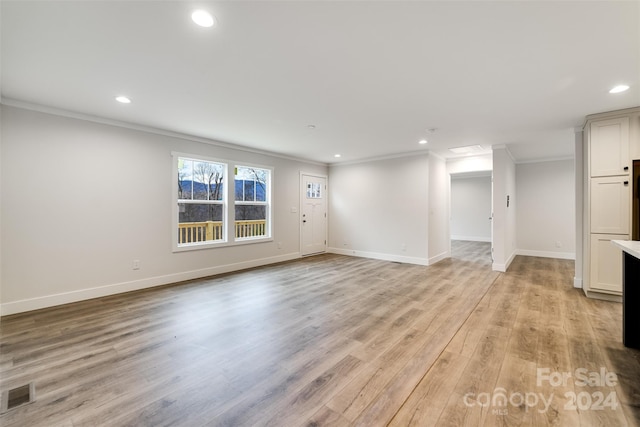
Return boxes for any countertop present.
[612,240,640,260]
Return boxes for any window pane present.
[235,205,267,238]
[178,203,224,244]
[178,158,225,201]
[233,166,270,240]
[178,159,193,200]
[188,160,225,201]
[244,180,255,201]
[210,182,224,201]
[235,166,268,201]
[234,180,244,201]
[256,179,266,202]
[307,182,321,199]
[235,205,266,221]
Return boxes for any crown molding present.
[1,97,328,167]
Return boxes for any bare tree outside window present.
[177,157,225,244]
[235,166,270,238]
[175,156,271,247]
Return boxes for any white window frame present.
[172,152,273,252]
[233,164,273,242]
[173,153,228,251]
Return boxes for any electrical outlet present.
[133,260,140,270]
[555,241,562,248]
[401,243,407,252]
[277,242,282,249]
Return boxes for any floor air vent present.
[1,382,35,413]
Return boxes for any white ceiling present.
[1,1,639,164]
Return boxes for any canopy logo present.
[463,367,619,416]
[463,388,553,414]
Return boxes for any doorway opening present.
[450,171,493,265]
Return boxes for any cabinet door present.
[589,234,626,294]
[590,117,630,177]
[630,114,640,160]
[591,176,630,234]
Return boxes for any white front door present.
[301,174,327,256]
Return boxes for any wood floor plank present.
[1,245,639,426]
[438,324,511,427]
[387,350,470,427]
[325,327,430,421]
[482,354,538,427]
[350,270,499,426]
[302,405,352,427]
[261,355,365,427]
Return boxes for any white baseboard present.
[451,236,492,243]
[328,247,428,266]
[492,263,507,272]
[516,249,576,260]
[428,251,450,265]
[492,251,516,272]
[492,250,576,273]
[1,252,301,316]
[573,277,583,288]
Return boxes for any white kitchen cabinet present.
[590,117,630,177]
[584,109,639,299]
[590,176,630,234]
[590,234,626,294]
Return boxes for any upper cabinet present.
[590,117,630,177]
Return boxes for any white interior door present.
[301,174,327,256]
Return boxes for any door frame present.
[299,172,328,256]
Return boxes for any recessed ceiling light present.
[334,154,341,158]
[609,85,630,94]
[115,96,131,104]
[449,145,484,155]
[307,124,316,129]
[419,139,428,145]
[192,10,215,27]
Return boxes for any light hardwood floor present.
[1,243,638,426]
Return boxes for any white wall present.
[328,154,429,264]
[0,105,582,314]
[446,154,492,175]
[0,6,3,316]
[516,159,575,259]
[450,175,492,242]
[492,146,517,272]
[0,105,327,314]
[427,154,450,263]
[575,130,584,287]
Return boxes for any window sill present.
[173,236,273,253]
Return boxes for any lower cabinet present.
[590,176,630,234]
[589,234,627,294]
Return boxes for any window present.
[234,166,271,240]
[306,182,322,199]
[173,154,272,250]
[177,157,226,246]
